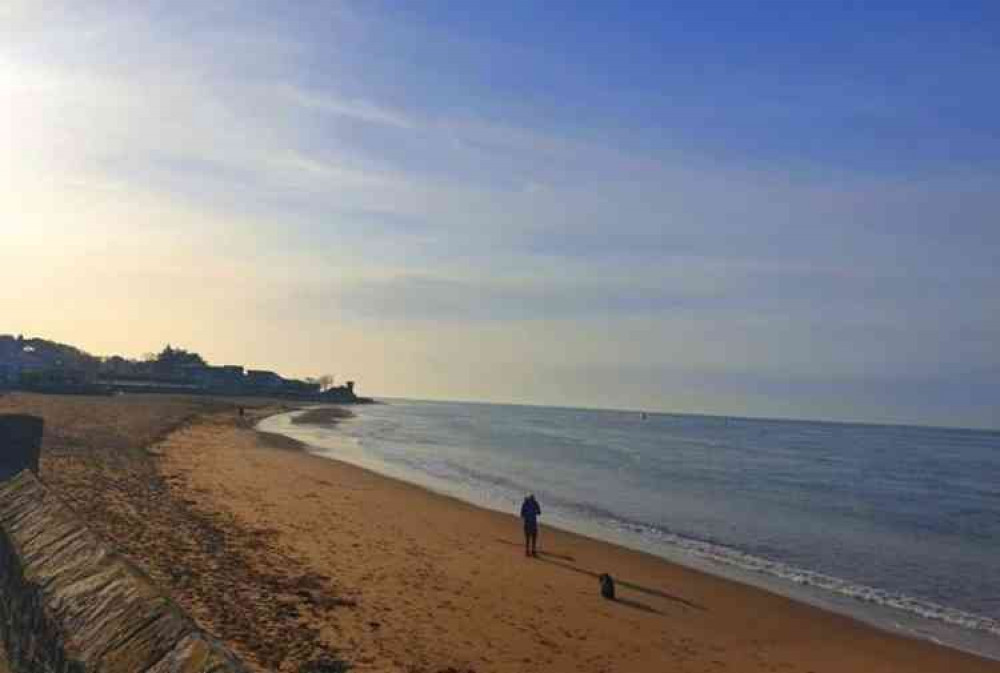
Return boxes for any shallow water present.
[259,399,1000,659]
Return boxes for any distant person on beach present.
[520,494,541,557]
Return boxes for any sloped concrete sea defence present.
[0,414,252,673]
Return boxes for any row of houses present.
[0,336,360,401]
[156,363,330,396]
[101,362,358,398]
[0,335,97,386]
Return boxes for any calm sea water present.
[259,399,1000,659]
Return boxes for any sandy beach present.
[1,393,996,673]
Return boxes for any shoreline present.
[289,406,356,427]
[251,408,1000,671]
[263,408,1000,663]
[4,393,995,672]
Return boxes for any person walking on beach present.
[520,494,541,557]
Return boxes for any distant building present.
[318,381,360,403]
[246,369,284,389]
[282,378,322,395]
[0,363,17,385]
[194,365,246,390]
[0,337,52,384]
[2,333,367,400]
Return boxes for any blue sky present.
[1,1,998,427]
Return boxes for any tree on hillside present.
[21,337,98,368]
[153,345,207,368]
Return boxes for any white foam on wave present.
[261,408,1000,655]
[607,518,1000,638]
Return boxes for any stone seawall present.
[0,469,253,673]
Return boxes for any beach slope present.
[160,408,999,672]
[1,393,996,673]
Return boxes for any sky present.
[1,1,998,428]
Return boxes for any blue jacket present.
[520,497,541,525]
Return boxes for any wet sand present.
[1,393,997,672]
[291,406,355,427]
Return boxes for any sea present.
[258,399,1000,660]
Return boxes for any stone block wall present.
[0,470,252,673]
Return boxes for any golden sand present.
[2,393,996,673]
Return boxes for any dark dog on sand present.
[599,573,616,600]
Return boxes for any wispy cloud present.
[287,86,417,129]
[1,2,998,425]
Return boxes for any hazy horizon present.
[2,2,998,430]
